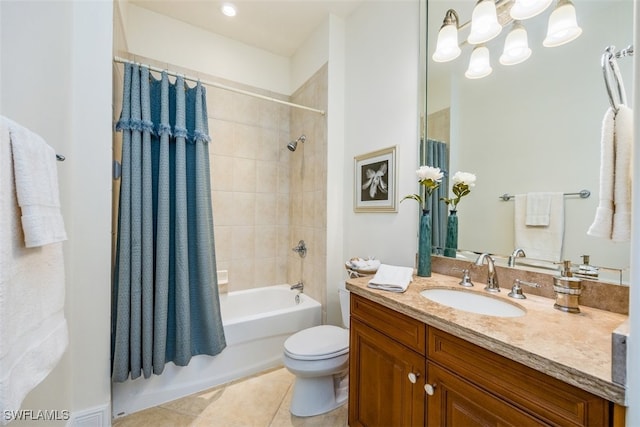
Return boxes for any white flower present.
[416,166,443,182]
[452,171,476,187]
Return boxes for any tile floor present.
[112,367,348,427]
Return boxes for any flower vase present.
[417,209,432,277]
[444,210,458,258]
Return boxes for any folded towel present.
[525,192,552,226]
[367,264,413,293]
[515,193,564,262]
[611,105,633,242]
[588,108,615,238]
[6,118,67,248]
[0,117,68,421]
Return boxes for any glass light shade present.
[499,23,532,65]
[465,46,493,79]
[433,24,461,62]
[467,0,502,45]
[510,0,553,20]
[543,0,582,47]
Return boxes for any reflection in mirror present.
[426,0,633,284]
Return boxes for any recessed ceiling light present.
[221,3,237,17]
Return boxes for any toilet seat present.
[284,325,349,361]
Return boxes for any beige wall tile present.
[210,154,234,191]
[211,191,234,226]
[232,157,256,193]
[231,192,255,226]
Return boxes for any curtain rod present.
[113,56,326,116]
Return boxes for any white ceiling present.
[130,0,364,57]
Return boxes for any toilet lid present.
[284,325,349,361]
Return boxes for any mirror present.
[426,0,633,284]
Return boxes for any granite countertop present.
[346,273,628,405]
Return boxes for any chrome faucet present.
[508,248,526,268]
[475,253,500,292]
[290,281,304,292]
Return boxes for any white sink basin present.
[420,288,525,318]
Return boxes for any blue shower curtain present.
[422,139,449,253]
[112,64,226,382]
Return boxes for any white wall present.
[125,3,292,95]
[325,14,347,326]
[343,0,421,269]
[1,1,112,424]
[627,2,640,422]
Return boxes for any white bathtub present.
[111,285,321,418]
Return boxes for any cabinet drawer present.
[350,294,426,355]
[428,328,611,427]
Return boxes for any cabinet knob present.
[408,372,420,384]
[424,383,436,396]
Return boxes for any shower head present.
[287,134,306,152]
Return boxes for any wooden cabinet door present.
[349,318,426,427]
[426,362,547,427]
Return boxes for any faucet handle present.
[451,267,474,287]
[508,279,540,299]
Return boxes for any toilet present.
[283,283,350,417]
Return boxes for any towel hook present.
[602,45,628,112]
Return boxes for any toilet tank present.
[338,281,350,328]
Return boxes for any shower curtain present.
[423,139,449,252]
[112,64,226,382]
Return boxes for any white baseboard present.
[69,404,111,427]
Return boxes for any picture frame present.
[354,146,397,212]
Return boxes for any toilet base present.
[290,372,348,417]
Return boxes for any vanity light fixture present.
[510,0,553,20]
[543,0,582,47]
[499,22,531,65]
[467,0,502,45]
[432,0,581,79]
[465,45,493,79]
[432,9,461,62]
[221,3,237,17]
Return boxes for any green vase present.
[418,209,432,277]
[444,210,458,258]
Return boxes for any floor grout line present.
[268,381,294,427]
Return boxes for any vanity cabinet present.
[349,293,614,427]
[349,293,426,426]
[427,328,611,426]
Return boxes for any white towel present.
[525,192,553,226]
[7,118,67,248]
[611,105,633,241]
[588,108,615,238]
[514,193,564,262]
[0,117,68,421]
[367,264,413,293]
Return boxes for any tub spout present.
[291,281,304,292]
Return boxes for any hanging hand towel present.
[588,108,615,238]
[7,118,67,247]
[525,192,553,226]
[515,193,565,262]
[367,264,414,293]
[0,117,68,422]
[611,105,633,242]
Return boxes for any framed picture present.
[354,146,397,212]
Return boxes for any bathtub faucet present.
[291,281,304,292]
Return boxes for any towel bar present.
[499,190,590,201]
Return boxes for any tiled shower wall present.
[112,53,328,310]
[206,79,293,290]
[288,64,328,311]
